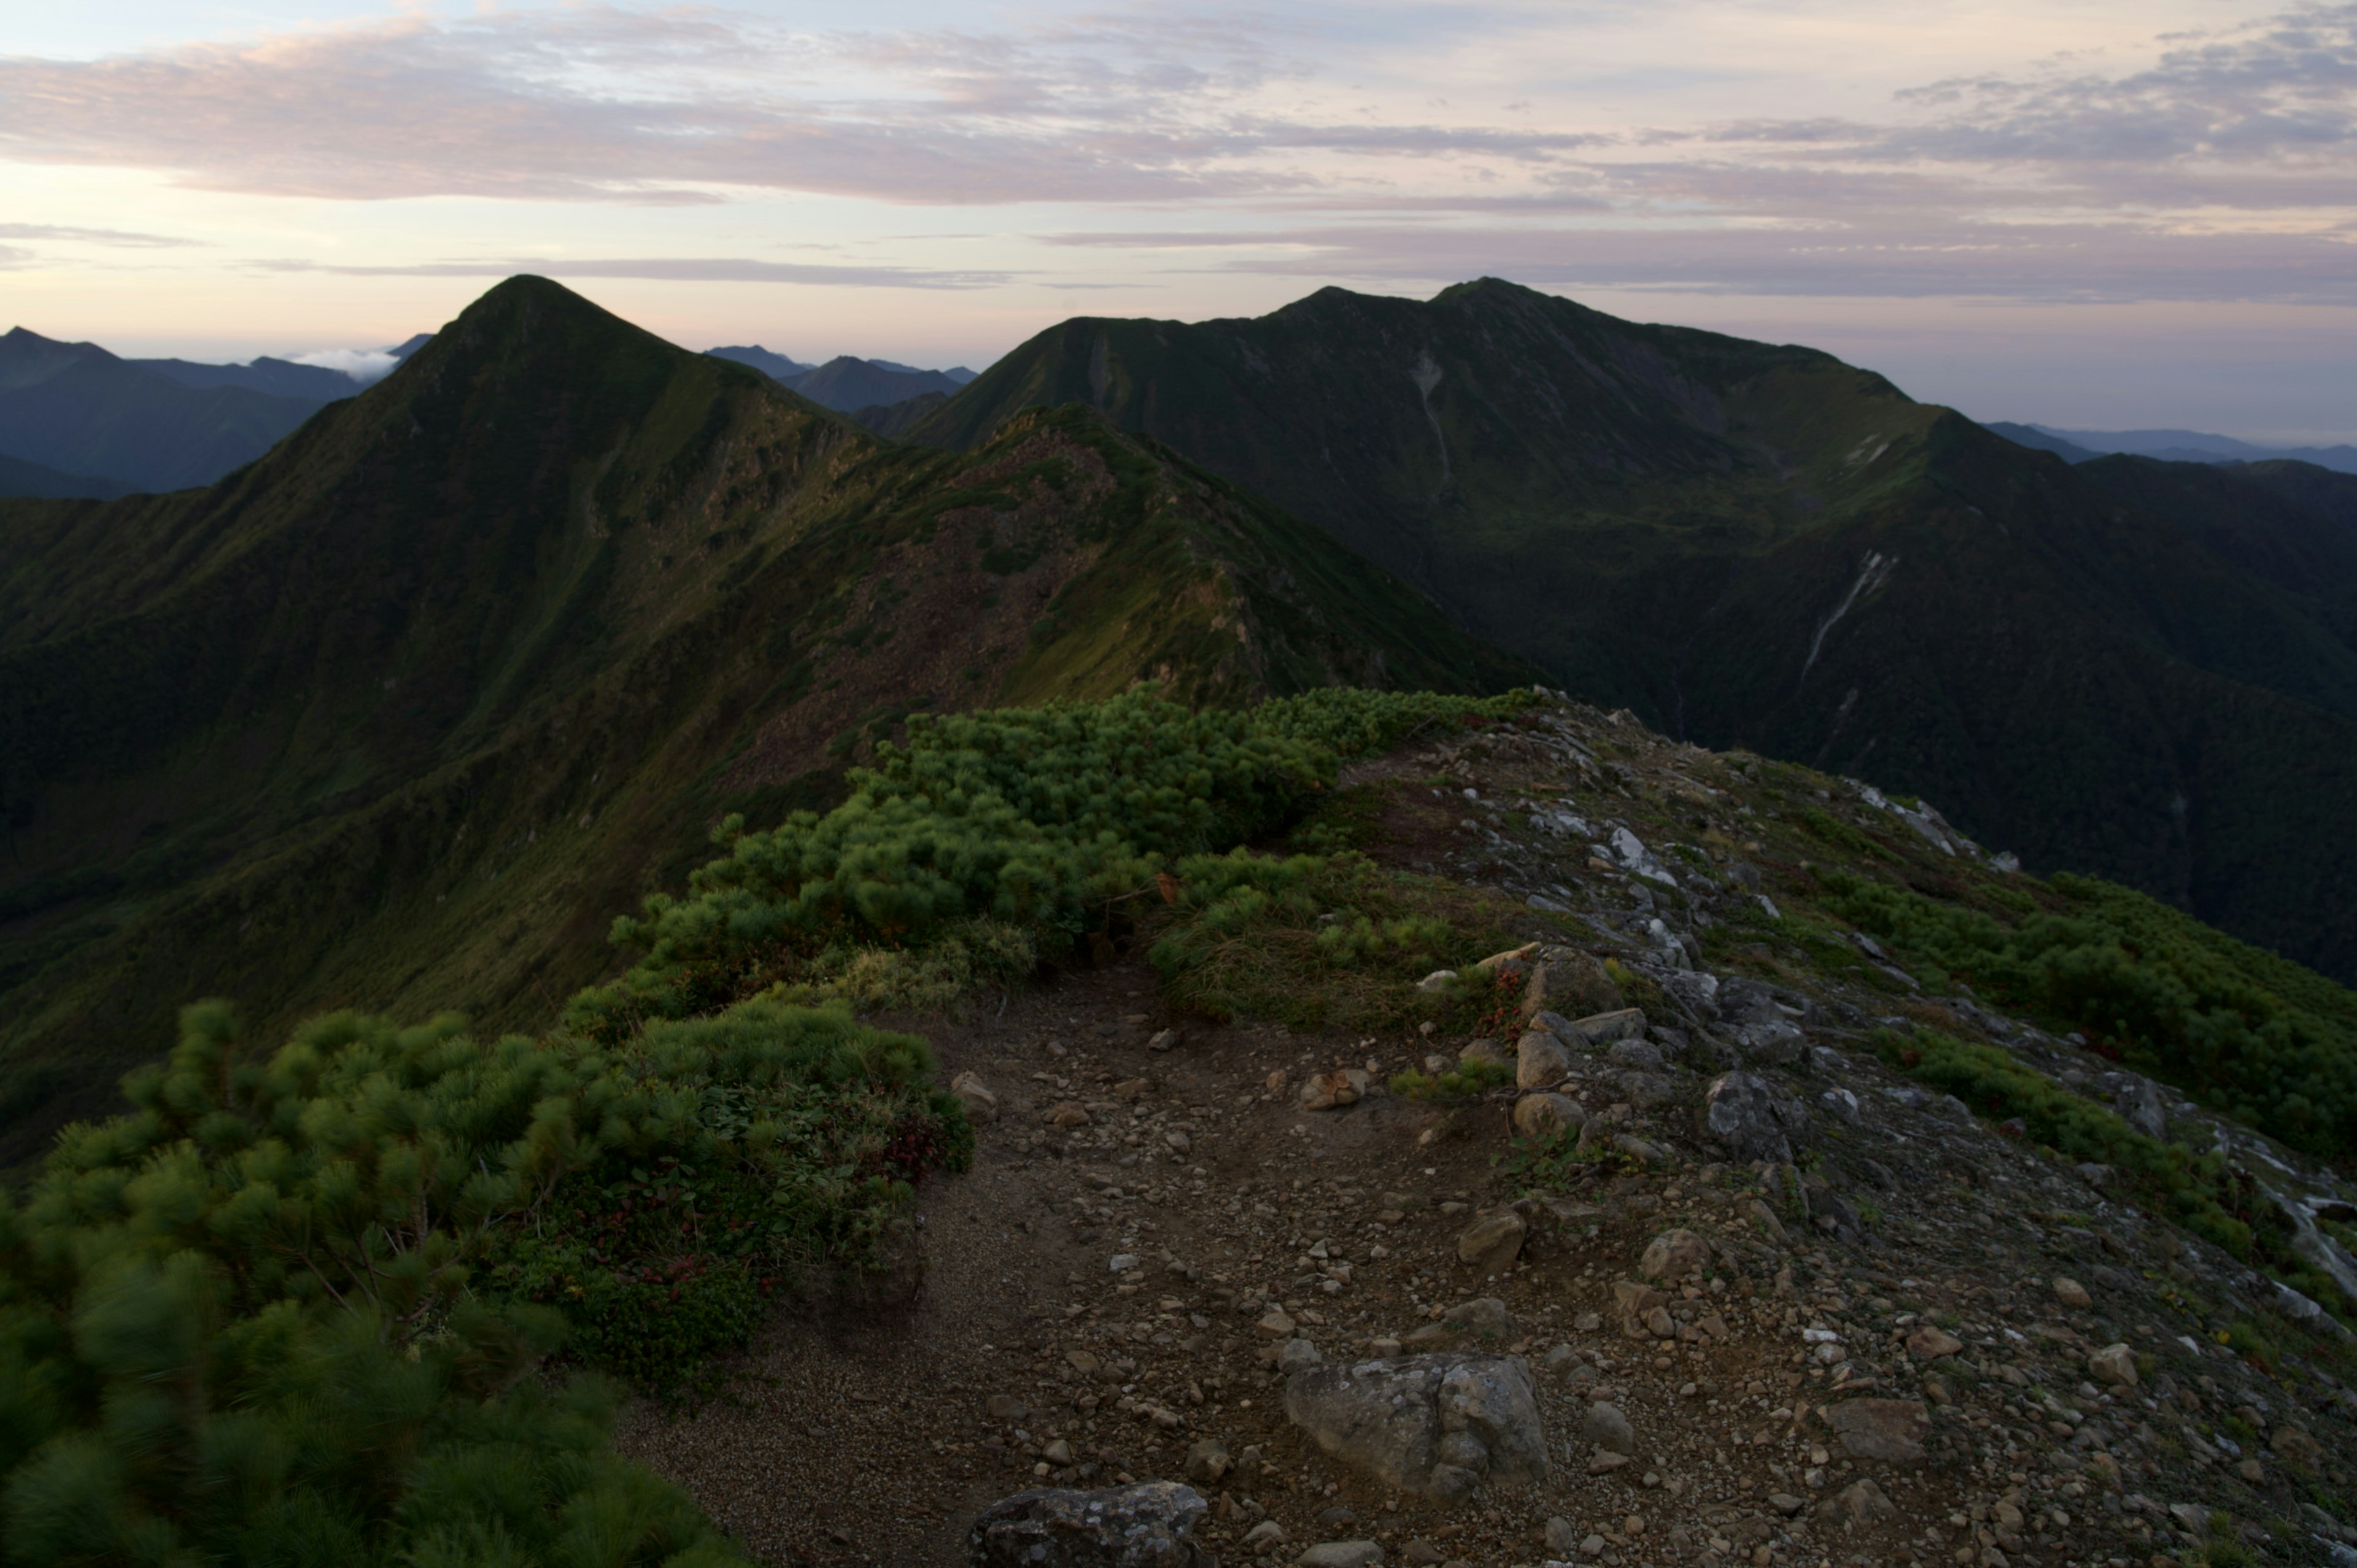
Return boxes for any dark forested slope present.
[911,279,2357,982]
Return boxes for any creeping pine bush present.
[575,687,1533,1033]
[0,997,966,1564]
[1821,869,2357,1159]
[1147,850,1518,1031]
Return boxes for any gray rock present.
[1455,1209,1527,1273]
[2114,1076,2167,1139]
[1821,1398,1930,1465]
[1704,1071,1809,1163]
[1243,1520,1287,1551]
[1733,1014,1806,1065]
[1512,1092,1583,1138]
[1283,1353,1548,1503]
[1296,1545,1382,1568]
[1183,1439,1231,1485]
[1544,1517,1579,1556]
[1830,1477,1898,1523]
[969,1481,1215,1566]
[1520,946,1624,1021]
[2088,1343,2139,1388]
[1566,1007,1647,1045]
[1617,1070,1678,1109]
[1458,1038,1508,1070]
[1604,1038,1662,1070]
[1279,1338,1326,1373]
[1581,1401,1636,1455]
[951,1072,999,1123]
[1516,1030,1572,1088]
[1638,1228,1711,1281]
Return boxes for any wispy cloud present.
[0,2,2349,304]
[0,222,196,246]
[258,255,1013,289]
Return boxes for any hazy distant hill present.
[1983,422,2103,463]
[127,355,365,401]
[0,276,1520,1155]
[0,328,335,492]
[1993,421,2357,474]
[707,346,973,412]
[911,277,2357,982]
[706,343,812,381]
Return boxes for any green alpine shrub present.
[575,687,1533,1032]
[0,995,968,1563]
[1822,870,2357,1159]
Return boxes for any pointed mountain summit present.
[0,276,1517,1155]
[913,277,2357,981]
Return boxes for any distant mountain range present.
[904,277,2357,984]
[1987,421,2357,474]
[706,344,978,413]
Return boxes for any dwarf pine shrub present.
[0,996,966,1562]
[573,687,1532,1033]
[1822,868,2357,1159]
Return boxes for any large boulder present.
[1703,1071,1809,1163]
[1520,946,1624,1022]
[1284,1353,1547,1504]
[968,1481,1215,1566]
[1515,1030,1571,1088]
[1638,1229,1711,1282]
[1512,1092,1583,1138]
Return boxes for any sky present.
[1,1,2352,441]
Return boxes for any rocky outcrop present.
[1283,1354,1547,1502]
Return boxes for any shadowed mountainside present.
[910,278,2357,982]
[0,276,1521,1159]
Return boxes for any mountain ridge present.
[0,274,1519,1159]
[903,277,2357,983]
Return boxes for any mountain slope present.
[0,452,131,500]
[0,276,1519,1159]
[909,279,2357,981]
[0,328,333,490]
[2067,457,2357,658]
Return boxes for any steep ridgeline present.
[0,277,1518,1160]
[910,279,2357,983]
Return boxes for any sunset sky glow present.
[2,1,2351,439]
